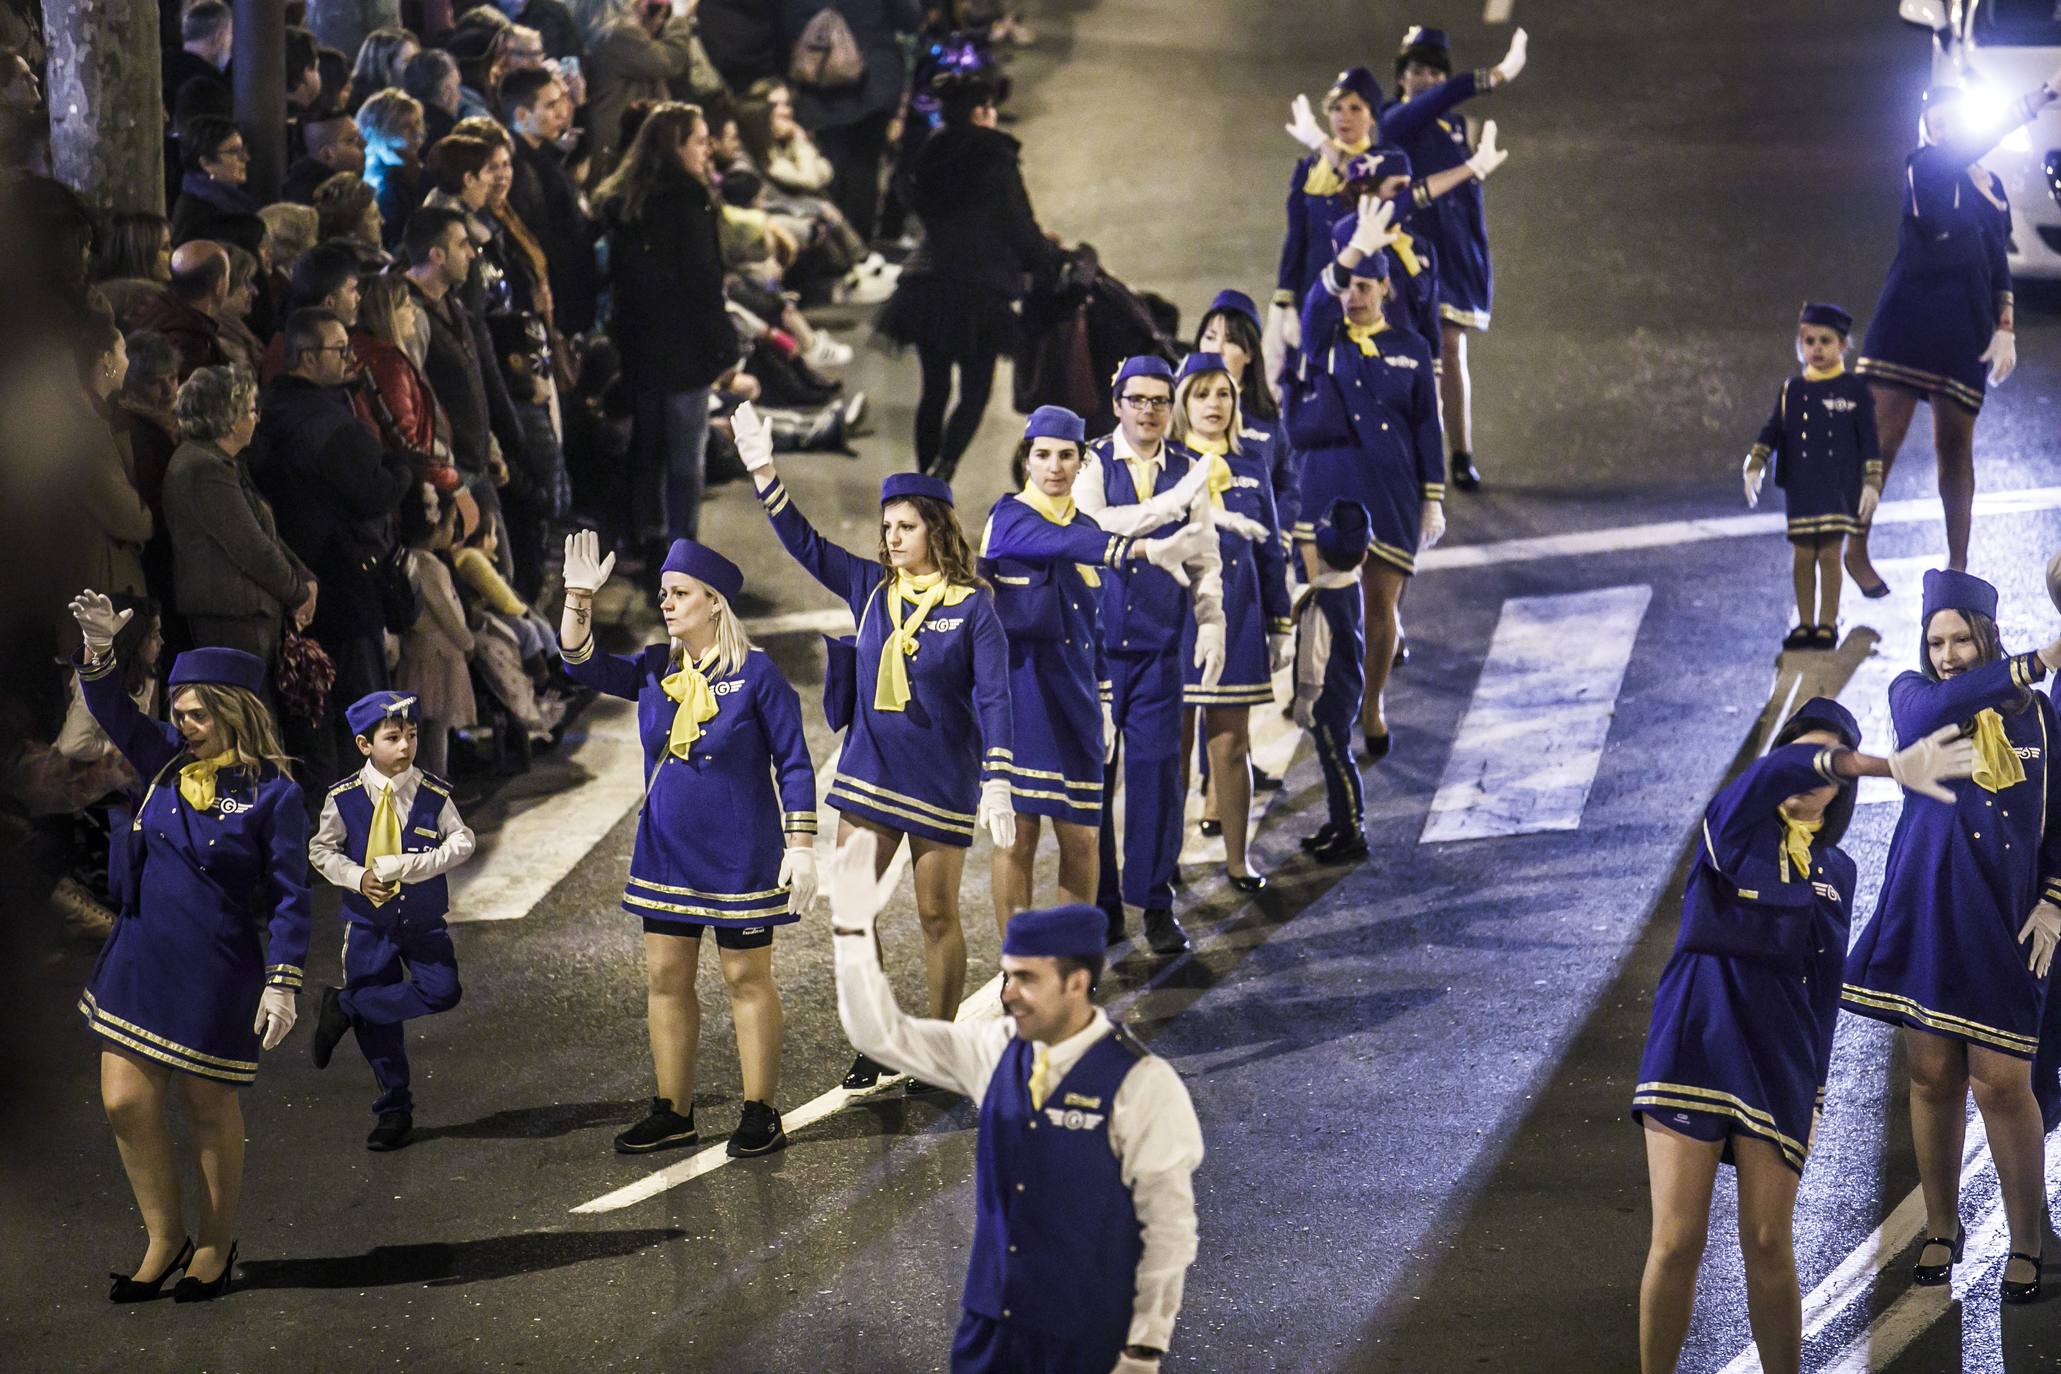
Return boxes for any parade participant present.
[740,407,1014,1094]
[829,830,1204,1374]
[557,528,817,1157]
[1848,71,2061,588]
[1075,356,1226,955]
[1196,290,1298,563]
[1842,570,2061,1302]
[1292,500,1373,864]
[1741,303,1881,650]
[1378,24,1526,490]
[1633,700,1972,1374]
[67,593,310,1305]
[979,405,1214,923]
[306,691,477,1153]
[1169,353,1290,891]
[1287,200,1443,757]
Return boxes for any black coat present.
[509,134,599,336]
[409,280,527,481]
[777,0,921,128]
[904,123,1058,300]
[603,170,739,393]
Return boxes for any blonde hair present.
[1170,367,1244,455]
[670,583,755,680]
[171,682,295,775]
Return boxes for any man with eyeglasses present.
[1075,356,1227,956]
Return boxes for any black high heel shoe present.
[1912,1225,1965,1286]
[1225,869,1267,893]
[171,1242,237,1303]
[2002,1248,2043,1304]
[1197,819,1222,837]
[108,1236,193,1302]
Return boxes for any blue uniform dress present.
[1289,279,1444,568]
[1242,413,1302,555]
[756,476,1012,847]
[1752,366,1882,541]
[1183,445,1290,709]
[1844,653,2061,1056]
[1631,744,1857,1173]
[562,639,818,927]
[1292,571,1367,832]
[1855,99,2037,414]
[1383,212,1445,368]
[1273,146,1371,314]
[980,491,1134,827]
[953,1027,1150,1374]
[75,655,311,1085]
[1381,71,1495,328]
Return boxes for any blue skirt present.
[1001,642,1103,827]
[1857,262,1991,414]
[1298,444,1422,574]
[1185,542,1274,708]
[81,906,265,1086]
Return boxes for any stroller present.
[1014,243,1182,437]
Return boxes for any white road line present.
[1483,0,1515,22]
[1420,586,1651,843]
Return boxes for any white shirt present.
[1073,429,1226,634]
[1292,568,1360,727]
[309,761,476,892]
[834,933,1204,1352]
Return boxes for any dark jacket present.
[170,171,262,245]
[509,133,599,335]
[280,155,339,206]
[161,48,228,115]
[602,168,739,392]
[778,0,921,128]
[513,0,587,63]
[162,439,311,623]
[702,0,785,91]
[249,375,413,641]
[125,290,228,380]
[904,123,1058,300]
[409,278,526,479]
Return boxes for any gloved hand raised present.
[976,777,1016,848]
[779,846,817,915]
[1284,93,1328,150]
[825,828,889,938]
[69,589,133,659]
[1466,121,1508,180]
[561,529,616,595]
[255,985,297,1051]
[1347,194,1399,258]
[732,400,775,475]
[1889,723,1978,803]
[1494,27,1528,83]
[1140,522,1212,587]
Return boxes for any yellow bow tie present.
[1344,317,1389,357]
[1778,810,1821,884]
[177,749,240,812]
[660,648,722,760]
[875,571,972,713]
[1970,708,2026,793]
[1014,484,1099,587]
[1390,227,1423,277]
[1187,440,1236,510]
[364,780,403,905]
[1028,1043,1052,1111]
[1302,138,1373,197]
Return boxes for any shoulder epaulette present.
[326,775,364,797]
[417,771,453,798]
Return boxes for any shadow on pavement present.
[412,1098,648,1143]
[237,1227,688,1290]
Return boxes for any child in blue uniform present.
[1850,73,2060,585]
[739,405,1013,1092]
[558,533,817,1155]
[1288,207,1443,756]
[1741,303,1882,650]
[1171,352,1290,891]
[1842,569,2061,1302]
[1632,699,1970,1374]
[69,594,311,1305]
[307,691,477,1152]
[1293,501,1372,864]
[1380,24,1526,489]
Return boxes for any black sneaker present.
[310,985,350,1070]
[366,1111,413,1152]
[841,1053,887,1091]
[1300,824,1340,853]
[1310,830,1371,865]
[613,1097,698,1154]
[1142,907,1191,955]
[726,1100,786,1157]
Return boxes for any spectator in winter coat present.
[502,68,600,333]
[776,0,922,243]
[127,240,231,380]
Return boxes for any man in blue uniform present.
[1294,500,1373,863]
[830,830,1205,1374]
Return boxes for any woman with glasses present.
[171,116,260,245]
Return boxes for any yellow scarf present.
[1015,484,1099,587]
[660,647,722,759]
[1029,1043,1052,1111]
[1186,437,1236,510]
[1344,316,1389,357]
[1302,138,1373,197]
[1390,227,1423,277]
[875,570,973,712]
[1778,811,1821,884]
[1970,708,2026,793]
[364,779,404,906]
[1803,362,1847,381]
[177,749,240,812]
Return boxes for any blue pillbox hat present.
[1110,354,1176,397]
[1922,567,1998,627]
[1205,289,1259,329]
[1314,499,1372,568]
[660,539,745,600]
[881,471,955,507]
[1023,405,1085,444]
[167,646,266,694]
[1798,302,1854,336]
[345,690,421,740]
[1002,903,1109,960]
[1783,696,1861,751]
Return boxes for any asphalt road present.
[8,1,2061,1371]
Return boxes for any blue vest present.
[964,1026,1147,1362]
[1091,438,1196,657]
[332,772,454,923]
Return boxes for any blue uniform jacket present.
[1241,414,1302,550]
[1086,437,1206,659]
[329,772,458,925]
[1752,370,1881,536]
[1381,71,1493,325]
[1273,151,1361,307]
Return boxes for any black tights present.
[915,344,1000,481]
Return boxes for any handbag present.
[789,7,865,89]
[275,629,337,726]
[375,541,420,635]
[821,634,857,733]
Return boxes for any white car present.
[1902,0,2061,279]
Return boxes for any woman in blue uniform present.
[1268,63,1382,370]
[1633,699,1970,1374]
[557,532,817,1158]
[980,405,1208,924]
[1170,353,1290,890]
[1843,569,2061,1303]
[1287,202,1443,757]
[1196,290,1298,559]
[1848,72,2061,589]
[68,592,311,1305]
[737,407,1014,1092]
[1380,24,1525,490]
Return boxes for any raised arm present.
[754,469,879,613]
[557,530,644,699]
[983,499,1136,567]
[1888,654,2052,741]
[1377,70,1483,147]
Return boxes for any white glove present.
[1857,483,1880,525]
[561,529,616,595]
[976,777,1016,848]
[1111,1356,1160,1374]
[1141,523,1211,587]
[1494,27,1528,83]
[779,846,817,915]
[1743,455,1766,509]
[825,827,888,938]
[1162,456,1215,515]
[1194,619,1226,688]
[1214,509,1270,542]
[255,985,297,1051]
[1466,121,1508,180]
[2020,901,2061,978]
[732,400,775,474]
[1284,93,1327,151]
[69,589,134,658]
[1419,498,1446,551]
[1103,697,1117,764]
[1980,328,2016,386]
[1269,631,1294,674]
[668,0,697,20]
[1889,722,1978,803]
[1347,194,1398,258]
